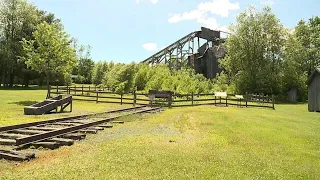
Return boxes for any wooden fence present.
[49,85,275,109]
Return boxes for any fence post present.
[226,95,228,107]
[89,86,90,91]
[82,85,84,95]
[95,85,97,91]
[120,92,123,105]
[133,91,137,106]
[272,94,275,110]
[246,92,248,108]
[56,85,58,94]
[168,93,172,108]
[215,96,216,105]
[96,91,99,103]
[48,85,51,98]
[74,85,76,95]
[191,92,194,106]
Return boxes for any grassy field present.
[0,89,131,126]
[0,90,320,179]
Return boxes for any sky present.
[30,0,319,63]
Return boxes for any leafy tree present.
[0,0,39,87]
[295,16,320,75]
[103,62,137,93]
[92,61,109,85]
[73,44,94,84]
[219,6,286,95]
[21,22,77,97]
[134,64,152,91]
[282,33,308,101]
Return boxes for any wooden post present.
[70,101,73,112]
[48,85,51,98]
[74,85,76,95]
[226,95,228,107]
[272,94,275,110]
[120,92,123,105]
[89,86,90,91]
[168,93,172,108]
[95,85,97,91]
[96,91,99,103]
[133,91,137,106]
[215,96,216,105]
[66,85,69,94]
[82,85,84,95]
[246,92,248,107]
[56,85,58,94]
[191,92,194,106]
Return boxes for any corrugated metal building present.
[308,67,320,112]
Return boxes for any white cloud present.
[168,0,239,30]
[198,0,240,17]
[136,0,158,4]
[261,0,274,6]
[142,43,158,51]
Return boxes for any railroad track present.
[0,105,161,161]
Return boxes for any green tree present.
[21,22,77,97]
[295,16,320,75]
[103,62,137,93]
[0,0,39,87]
[219,6,286,95]
[92,61,109,85]
[73,44,94,84]
[282,33,308,101]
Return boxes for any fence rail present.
[48,85,275,109]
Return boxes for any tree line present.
[216,7,320,101]
[0,0,93,89]
[1,1,319,101]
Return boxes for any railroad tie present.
[0,133,27,139]
[0,139,16,146]
[111,121,124,124]
[0,150,35,161]
[47,138,74,146]
[97,124,113,128]
[58,133,86,140]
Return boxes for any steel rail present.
[0,105,147,133]
[15,107,161,146]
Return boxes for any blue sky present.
[30,0,319,63]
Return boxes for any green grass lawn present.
[0,90,320,179]
[0,89,130,126]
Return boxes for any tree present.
[0,0,39,87]
[103,62,137,93]
[92,61,109,85]
[219,6,286,95]
[282,33,308,101]
[295,16,320,75]
[21,22,76,97]
[75,45,94,84]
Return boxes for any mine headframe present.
[141,27,226,71]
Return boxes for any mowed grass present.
[0,90,320,179]
[0,89,130,126]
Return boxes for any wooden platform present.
[24,95,72,115]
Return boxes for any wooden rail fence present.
[48,85,275,109]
